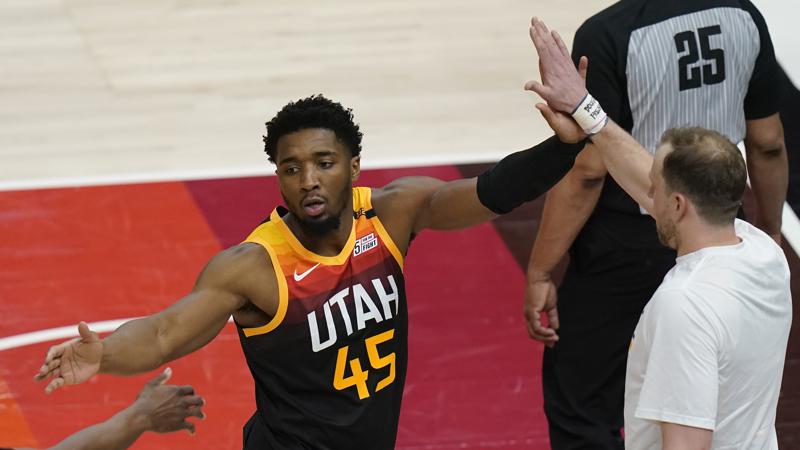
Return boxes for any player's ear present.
[351,156,361,182]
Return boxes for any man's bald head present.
[657,127,747,226]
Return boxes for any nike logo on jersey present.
[294,263,321,282]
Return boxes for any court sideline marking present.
[1,173,799,352]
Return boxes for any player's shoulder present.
[206,243,273,279]
[371,176,444,209]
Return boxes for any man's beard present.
[298,214,342,236]
[656,218,677,249]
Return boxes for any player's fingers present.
[181,420,196,435]
[530,314,557,337]
[535,103,561,127]
[552,30,570,59]
[529,20,554,58]
[77,322,100,343]
[45,377,65,394]
[35,357,61,381]
[578,56,589,80]
[178,385,195,396]
[524,81,550,100]
[548,307,560,330]
[148,367,172,386]
[183,395,205,407]
[44,343,67,364]
[528,26,548,58]
[187,406,207,420]
[528,324,559,344]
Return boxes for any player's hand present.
[34,322,103,394]
[132,367,205,435]
[524,270,560,347]
[524,17,588,114]
[536,103,586,143]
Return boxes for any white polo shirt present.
[625,219,791,449]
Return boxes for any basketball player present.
[527,17,791,449]
[34,95,586,449]
[523,2,788,448]
[3,368,203,450]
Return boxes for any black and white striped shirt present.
[572,0,780,250]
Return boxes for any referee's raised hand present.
[525,17,588,114]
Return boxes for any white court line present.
[0,317,235,352]
[2,207,799,352]
[1,165,799,352]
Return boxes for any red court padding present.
[0,168,547,449]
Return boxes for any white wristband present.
[571,93,608,135]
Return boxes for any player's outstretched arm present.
[36,368,205,450]
[35,244,274,393]
[374,134,587,236]
[525,17,654,214]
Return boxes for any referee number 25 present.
[674,25,726,91]
[333,329,396,399]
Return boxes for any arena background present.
[0,1,798,448]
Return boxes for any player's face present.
[650,145,677,249]
[275,128,360,235]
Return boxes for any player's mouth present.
[302,196,326,217]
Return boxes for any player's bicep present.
[156,247,258,359]
[417,178,498,231]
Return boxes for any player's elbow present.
[745,115,786,158]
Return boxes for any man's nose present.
[300,167,320,191]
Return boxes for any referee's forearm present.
[528,172,603,276]
[746,143,787,237]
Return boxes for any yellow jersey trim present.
[270,208,357,266]
[362,188,405,271]
[241,237,289,337]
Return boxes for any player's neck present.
[676,221,739,257]
[287,202,355,257]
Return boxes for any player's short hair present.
[263,94,363,163]
[659,127,747,225]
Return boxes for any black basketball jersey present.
[572,0,781,252]
[237,187,407,449]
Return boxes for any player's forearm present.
[745,143,787,237]
[528,173,603,275]
[589,121,654,213]
[476,136,586,215]
[100,317,169,375]
[47,405,148,450]
[421,136,586,231]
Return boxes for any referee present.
[523,1,788,448]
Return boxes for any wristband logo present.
[583,98,602,120]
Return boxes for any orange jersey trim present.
[241,236,289,337]
[270,209,357,266]
[360,188,404,271]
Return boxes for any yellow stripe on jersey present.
[270,208,357,266]
[241,230,289,337]
[359,187,404,271]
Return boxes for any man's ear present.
[351,156,361,182]
[673,192,689,221]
